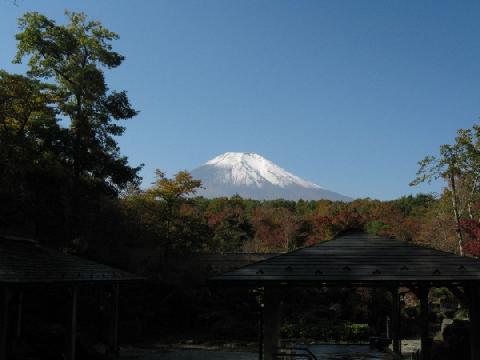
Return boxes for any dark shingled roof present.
[211,232,480,286]
[0,236,141,284]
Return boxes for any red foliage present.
[206,211,226,226]
[330,209,364,233]
[460,219,480,240]
[460,219,480,257]
[250,207,298,251]
[465,241,480,257]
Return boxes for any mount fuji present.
[190,152,352,201]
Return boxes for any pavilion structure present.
[212,232,480,360]
[0,235,142,360]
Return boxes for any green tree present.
[147,170,202,257]
[209,211,253,253]
[13,11,141,237]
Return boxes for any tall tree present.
[454,127,480,219]
[410,138,469,256]
[0,70,68,239]
[13,11,141,237]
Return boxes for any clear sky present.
[1,0,479,200]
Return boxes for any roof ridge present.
[0,234,38,244]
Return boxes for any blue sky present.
[1,0,479,200]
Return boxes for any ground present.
[120,344,397,359]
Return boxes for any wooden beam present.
[419,286,430,360]
[263,286,281,360]
[469,285,480,360]
[0,288,11,360]
[391,286,401,355]
[108,283,120,357]
[66,286,78,360]
[11,290,23,358]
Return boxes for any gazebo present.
[0,235,142,360]
[212,231,480,360]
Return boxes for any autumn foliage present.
[119,187,471,257]
[461,219,480,257]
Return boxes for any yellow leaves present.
[147,169,202,203]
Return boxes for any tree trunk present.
[468,204,474,220]
[71,94,83,240]
[165,217,170,259]
[467,174,479,221]
[164,203,173,260]
[450,174,464,256]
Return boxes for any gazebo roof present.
[0,236,142,284]
[212,232,480,286]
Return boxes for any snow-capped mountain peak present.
[205,152,322,189]
[190,152,352,201]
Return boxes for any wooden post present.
[108,283,120,357]
[66,286,78,360]
[391,286,401,355]
[258,300,264,360]
[0,288,11,360]
[263,286,281,360]
[15,291,22,339]
[419,286,430,360]
[469,285,480,360]
[11,290,23,357]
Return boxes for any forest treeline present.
[2,10,480,262]
[117,185,479,257]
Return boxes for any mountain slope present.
[190,152,352,201]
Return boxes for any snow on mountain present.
[190,152,352,201]
[205,152,322,189]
